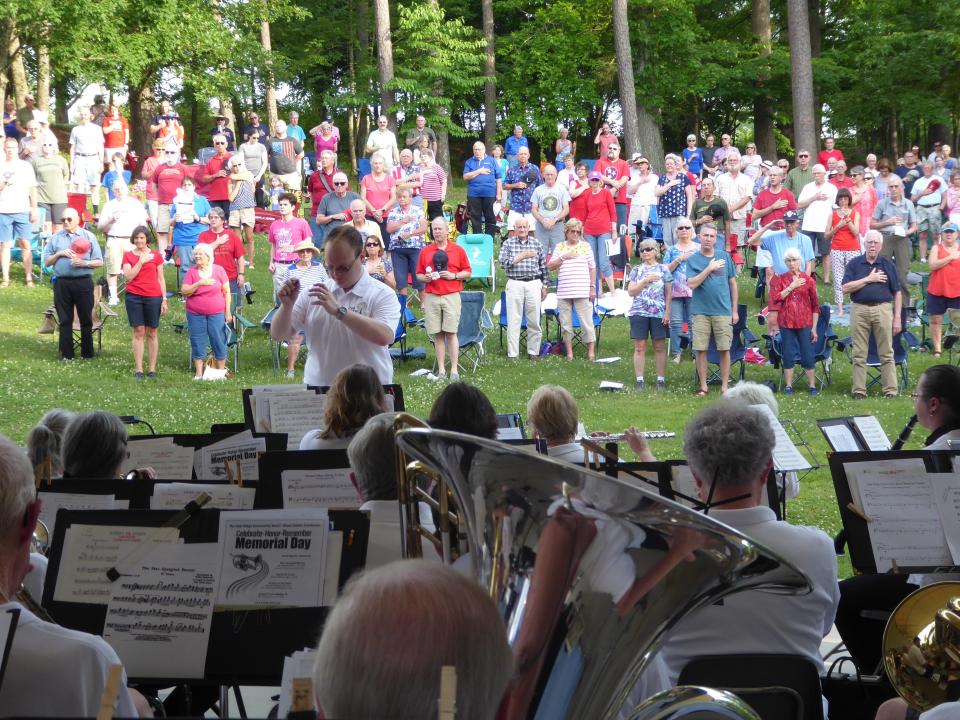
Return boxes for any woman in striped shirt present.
[418,149,447,221]
[547,218,596,360]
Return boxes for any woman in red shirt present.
[567,162,590,223]
[769,247,820,395]
[581,171,618,296]
[121,226,167,379]
[927,221,960,356]
[824,187,861,317]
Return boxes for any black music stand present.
[255,449,351,509]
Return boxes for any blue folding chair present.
[762,304,837,390]
[835,307,911,393]
[390,293,427,361]
[496,290,528,351]
[692,304,758,387]
[451,291,493,373]
[456,233,495,291]
[357,158,372,186]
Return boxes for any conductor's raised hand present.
[277,278,301,308]
[309,283,340,315]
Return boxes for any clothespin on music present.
[438,666,457,720]
[223,458,243,486]
[286,677,317,720]
[34,457,53,491]
[96,664,124,720]
[846,502,870,522]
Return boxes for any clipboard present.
[42,508,369,686]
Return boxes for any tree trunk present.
[189,91,199,154]
[481,0,496,147]
[637,107,664,172]
[752,0,776,160]
[373,0,395,129]
[889,111,898,159]
[218,97,236,135]
[612,0,640,157]
[0,20,12,114]
[36,29,51,111]
[807,0,822,138]
[355,0,370,166]
[52,74,69,123]
[8,25,29,103]
[260,12,278,130]
[127,81,155,160]
[786,0,817,158]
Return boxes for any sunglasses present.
[333,181,348,187]
[365,242,381,247]
[640,247,656,252]
[214,141,226,145]
[63,217,78,223]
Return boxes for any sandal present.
[695,389,709,397]
[933,352,942,358]
[25,281,35,288]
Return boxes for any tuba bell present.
[883,581,960,712]
[395,427,810,720]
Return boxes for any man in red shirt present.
[197,207,246,311]
[594,143,631,232]
[817,137,844,168]
[752,167,798,230]
[415,216,472,380]
[202,134,233,218]
[150,148,189,256]
[101,104,130,163]
[307,149,338,244]
[829,160,855,190]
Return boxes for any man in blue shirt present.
[286,112,307,144]
[840,230,902,399]
[687,223,738,395]
[504,147,541,239]
[682,134,704,178]
[746,210,815,281]
[463,141,501,239]
[42,208,103,360]
[504,126,528,168]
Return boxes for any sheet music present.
[150,483,256,510]
[322,531,343,606]
[124,438,195,479]
[268,393,327,448]
[281,469,360,509]
[54,525,180,604]
[278,649,319,718]
[102,543,218,679]
[497,427,523,440]
[852,416,891,451]
[820,423,861,452]
[929,474,960,565]
[38,492,128,538]
[751,404,812,471]
[215,510,329,608]
[251,387,315,432]
[197,432,267,481]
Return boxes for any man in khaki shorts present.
[686,223,739,395]
[415,216,472,380]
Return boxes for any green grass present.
[0,179,938,579]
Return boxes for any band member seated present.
[913,364,960,449]
[313,560,513,720]
[0,432,142,716]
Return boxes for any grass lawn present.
[0,179,939,578]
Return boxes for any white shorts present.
[507,210,536,232]
[71,155,102,188]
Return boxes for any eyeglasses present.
[798,154,809,158]
[333,181,348,187]
[864,175,874,180]
[297,249,314,254]
[63,217,78,223]
[567,229,582,235]
[214,141,226,145]
[365,241,381,247]
[324,256,359,275]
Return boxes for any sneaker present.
[108,297,120,307]
[671,355,682,364]
[884,392,898,399]
[134,371,145,380]
[147,372,157,380]
[436,372,447,381]
[450,372,460,382]
[852,392,867,400]
[808,387,819,396]
[656,379,666,391]
[635,379,645,390]
[783,386,794,395]
[286,369,295,379]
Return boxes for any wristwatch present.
[336,305,348,320]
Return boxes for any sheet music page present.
[150,483,255,510]
[54,525,180,604]
[820,423,861,452]
[280,469,360,510]
[845,459,950,571]
[252,387,313,432]
[929,474,960,565]
[102,543,218,679]
[851,416,892,451]
[124,438,195,479]
[321,531,343,606]
[197,432,267,481]
[215,510,329,608]
[496,427,523,440]
[38,493,128,538]
[269,393,327,448]
[751,404,812,471]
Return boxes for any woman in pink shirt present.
[182,243,231,379]
[360,156,397,240]
[547,218,596,361]
[850,165,877,239]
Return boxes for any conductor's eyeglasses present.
[324,256,359,275]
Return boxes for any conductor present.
[270,224,400,386]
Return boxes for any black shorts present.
[630,314,668,341]
[126,292,163,328]
[927,292,960,315]
[39,202,68,224]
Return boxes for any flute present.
[587,431,676,441]
[891,414,918,451]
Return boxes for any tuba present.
[883,581,960,712]
[395,427,810,720]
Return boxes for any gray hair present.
[26,408,76,479]
[347,413,400,501]
[0,433,37,537]
[212,133,227,145]
[863,229,883,244]
[527,385,578,444]
[207,206,226,220]
[724,381,778,417]
[61,411,128,480]
[782,246,803,262]
[192,243,214,260]
[683,400,774,490]
[314,560,513,720]
[664,153,681,164]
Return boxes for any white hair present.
[192,243,214,260]
[314,561,513,720]
[0,434,36,538]
[724,381,779,417]
[346,413,401,501]
[782,246,803,262]
[683,400,774,490]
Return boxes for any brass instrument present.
[883,582,960,712]
[30,518,50,556]
[891,414,919,451]
[395,427,809,720]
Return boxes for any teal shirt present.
[687,249,735,316]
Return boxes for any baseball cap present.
[783,210,800,223]
[588,171,603,181]
[630,152,644,163]
[761,160,774,169]
[70,237,91,257]
[332,171,349,183]
[942,221,958,232]
[928,178,942,191]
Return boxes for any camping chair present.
[389,293,427,361]
[544,301,605,352]
[945,308,960,364]
[496,290,528,352]
[38,280,118,356]
[357,158,372,186]
[762,304,837,390]
[905,271,930,347]
[456,233,495,291]
[678,654,824,720]
[692,303,757,387]
[835,307,911,394]
[10,206,49,284]
[66,193,94,225]
[437,291,491,374]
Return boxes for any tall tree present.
[481,0,496,146]
[36,27,50,111]
[786,0,817,157]
[373,0,395,128]
[612,0,640,156]
[260,4,278,129]
[751,0,776,160]
[8,24,29,102]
